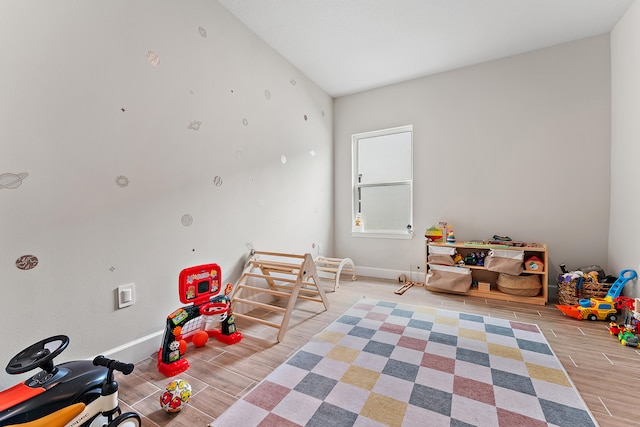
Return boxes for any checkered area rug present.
[211,299,596,427]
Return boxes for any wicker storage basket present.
[496,273,541,297]
[557,280,611,306]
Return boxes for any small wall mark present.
[16,255,38,270]
[0,172,28,190]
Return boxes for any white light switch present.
[122,289,132,303]
[118,283,135,309]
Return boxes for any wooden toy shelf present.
[426,241,548,306]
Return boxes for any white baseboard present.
[99,270,558,364]
[98,330,164,364]
[99,265,505,363]
[97,298,264,365]
[356,266,425,283]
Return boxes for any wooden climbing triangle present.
[231,251,329,342]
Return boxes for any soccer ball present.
[160,379,192,413]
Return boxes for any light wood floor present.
[116,277,640,427]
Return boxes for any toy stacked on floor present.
[608,295,640,348]
[556,269,637,321]
[556,265,612,306]
[158,263,243,377]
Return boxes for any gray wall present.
[0,0,333,388]
[610,1,640,296]
[334,35,612,287]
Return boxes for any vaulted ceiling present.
[218,0,634,97]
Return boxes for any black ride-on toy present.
[0,335,137,426]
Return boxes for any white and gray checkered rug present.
[211,298,596,427]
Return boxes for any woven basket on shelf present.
[496,273,541,297]
[557,280,611,306]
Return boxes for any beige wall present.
[334,35,612,288]
[0,0,333,388]
[610,1,640,296]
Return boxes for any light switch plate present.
[118,283,135,308]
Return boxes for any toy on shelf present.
[446,229,456,243]
[463,252,485,266]
[158,263,243,377]
[425,225,443,242]
[556,269,637,321]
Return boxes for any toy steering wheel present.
[5,335,70,375]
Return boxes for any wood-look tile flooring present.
[116,277,640,427]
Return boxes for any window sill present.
[351,231,414,240]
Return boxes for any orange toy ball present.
[179,340,187,355]
[192,331,209,347]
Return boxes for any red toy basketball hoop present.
[157,264,242,377]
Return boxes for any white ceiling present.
[217,0,634,97]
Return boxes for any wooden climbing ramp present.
[231,251,329,342]
[315,256,357,292]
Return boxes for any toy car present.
[619,330,640,347]
[609,322,623,335]
[0,335,108,426]
[558,298,618,321]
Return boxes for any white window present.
[352,125,413,238]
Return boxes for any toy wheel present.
[84,394,112,427]
[6,335,69,374]
[607,314,617,322]
[587,314,597,321]
[107,412,141,427]
[86,412,111,427]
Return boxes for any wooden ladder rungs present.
[270,282,320,291]
[232,251,329,342]
[314,256,356,292]
[317,266,354,272]
[233,297,287,313]
[254,251,305,259]
[235,284,291,298]
[251,260,302,271]
[244,272,298,284]
[232,312,282,329]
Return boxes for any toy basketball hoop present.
[157,264,242,377]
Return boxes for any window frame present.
[351,125,414,239]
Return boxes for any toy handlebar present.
[93,355,134,375]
